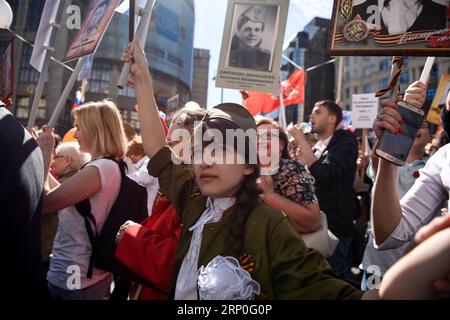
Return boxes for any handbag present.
[300,211,339,258]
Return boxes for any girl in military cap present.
[122,41,364,300]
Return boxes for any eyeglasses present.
[54,155,65,159]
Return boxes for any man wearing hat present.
[228,5,271,71]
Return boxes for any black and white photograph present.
[227,3,278,72]
[64,0,120,61]
[329,0,450,56]
[216,0,289,93]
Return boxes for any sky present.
[193,0,334,108]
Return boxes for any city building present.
[337,56,450,112]
[191,48,210,108]
[276,17,334,124]
[0,0,196,134]
[304,18,334,120]
[279,31,308,124]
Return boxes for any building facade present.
[279,31,308,124]
[0,0,196,134]
[276,17,334,124]
[304,18,334,121]
[337,56,450,112]
[191,48,210,108]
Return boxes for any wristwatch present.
[115,220,134,244]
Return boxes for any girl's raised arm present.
[122,41,166,158]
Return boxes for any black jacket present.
[0,107,49,299]
[308,129,359,239]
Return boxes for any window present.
[345,88,350,99]
[25,0,45,30]
[400,73,410,84]
[119,86,135,98]
[129,111,140,130]
[379,59,389,71]
[363,66,373,77]
[354,86,358,94]
[119,108,128,121]
[402,57,408,65]
[15,96,46,119]
[19,45,39,83]
[89,60,111,94]
[379,78,388,89]
[363,83,373,93]
[427,88,437,101]
[363,56,371,62]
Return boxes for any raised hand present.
[121,40,150,85]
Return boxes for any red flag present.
[241,69,306,115]
[241,90,278,116]
[281,69,305,106]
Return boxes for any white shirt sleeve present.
[375,145,449,250]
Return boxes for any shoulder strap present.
[75,198,98,279]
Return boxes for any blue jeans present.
[327,237,353,280]
[48,274,112,300]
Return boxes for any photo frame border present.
[328,0,450,56]
[215,0,289,94]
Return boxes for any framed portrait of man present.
[328,0,450,56]
[427,74,450,125]
[216,0,289,94]
[64,0,120,61]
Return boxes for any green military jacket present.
[148,146,362,300]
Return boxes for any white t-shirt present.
[47,159,121,290]
[127,156,159,215]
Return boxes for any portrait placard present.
[64,0,120,61]
[328,0,450,56]
[216,0,289,93]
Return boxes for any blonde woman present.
[36,100,127,300]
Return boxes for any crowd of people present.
[2,40,450,300]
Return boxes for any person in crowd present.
[41,141,91,274]
[371,81,450,298]
[122,40,366,300]
[228,5,271,71]
[361,118,431,290]
[371,81,448,249]
[256,118,321,234]
[37,100,127,300]
[1,99,49,299]
[379,214,450,299]
[126,137,159,215]
[351,0,447,35]
[52,142,91,181]
[439,89,450,144]
[114,107,207,300]
[289,101,359,279]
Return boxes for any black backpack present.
[75,158,148,278]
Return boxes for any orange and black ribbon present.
[238,253,255,273]
[375,56,403,101]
